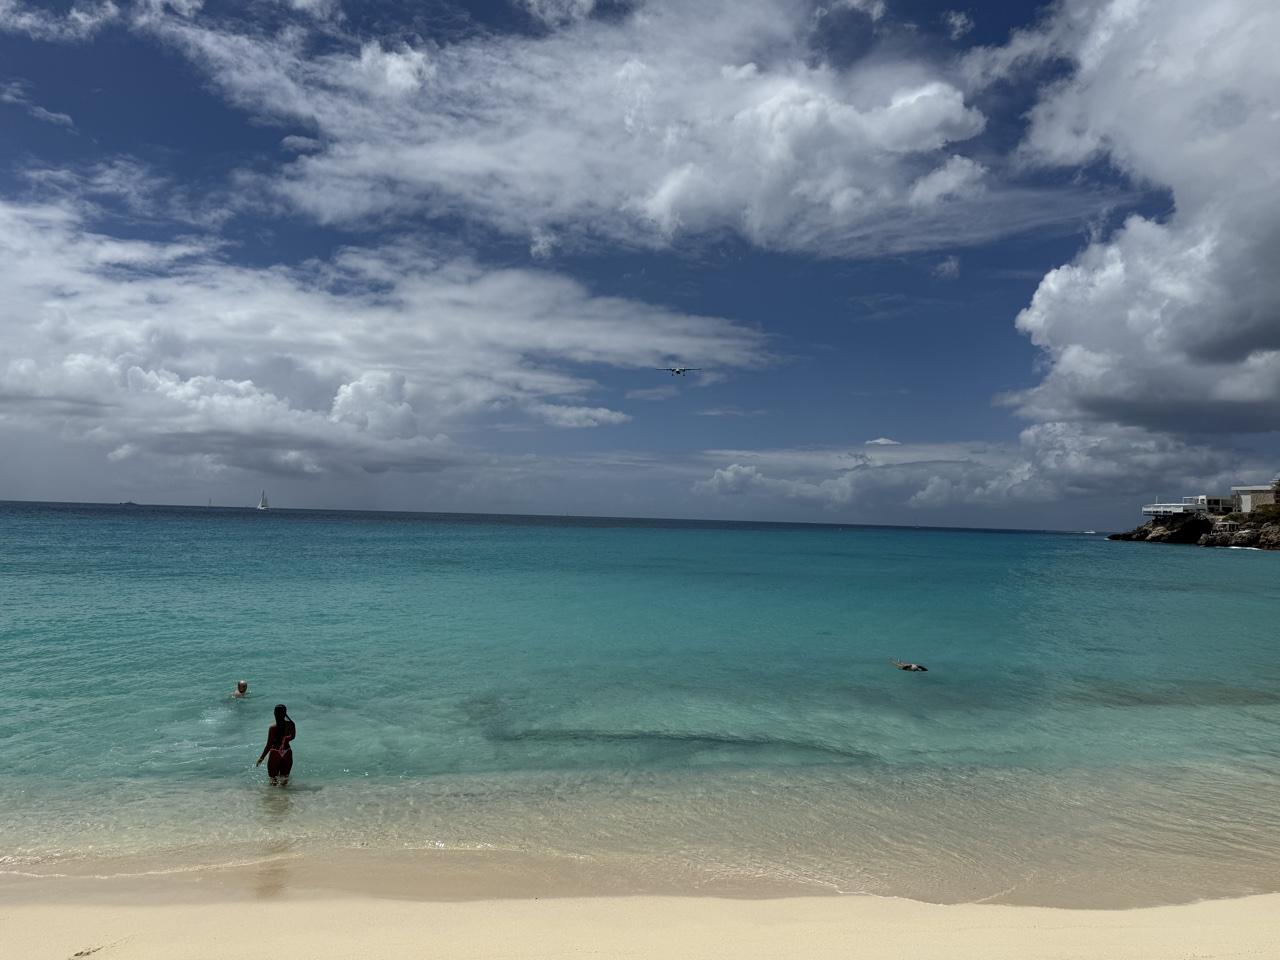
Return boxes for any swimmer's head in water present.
[237,680,248,693]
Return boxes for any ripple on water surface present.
[2,503,1279,906]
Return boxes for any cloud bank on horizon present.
[0,0,1276,525]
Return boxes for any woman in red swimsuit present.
[256,703,296,785]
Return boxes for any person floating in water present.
[890,658,928,672]
[232,679,249,698]
[256,704,296,785]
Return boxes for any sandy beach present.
[6,891,1279,960]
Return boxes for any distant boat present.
[1084,530,1097,534]
[257,490,269,511]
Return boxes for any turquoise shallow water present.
[2,502,1279,905]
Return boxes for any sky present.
[0,0,1277,529]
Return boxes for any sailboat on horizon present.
[257,490,269,511]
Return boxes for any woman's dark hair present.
[274,703,290,724]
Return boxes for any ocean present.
[2,501,1278,906]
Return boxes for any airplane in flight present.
[656,366,702,376]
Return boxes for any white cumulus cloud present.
[0,1,120,41]
[931,256,960,279]
[942,10,973,41]
[0,178,763,478]
[695,425,1260,517]
[998,0,1280,436]
[129,0,1101,258]
[530,403,632,428]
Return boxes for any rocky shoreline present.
[1108,512,1280,549]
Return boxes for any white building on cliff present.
[1141,494,1232,518]
[1231,476,1280,513]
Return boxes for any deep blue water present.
[2,501,1278,904]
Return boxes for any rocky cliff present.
[1108,512,1280,550]
[1196,523,1280,549]
[1107,513,1212,544]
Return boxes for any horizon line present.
[0,497,1090,537]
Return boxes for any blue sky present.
[1,0,1277,528]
